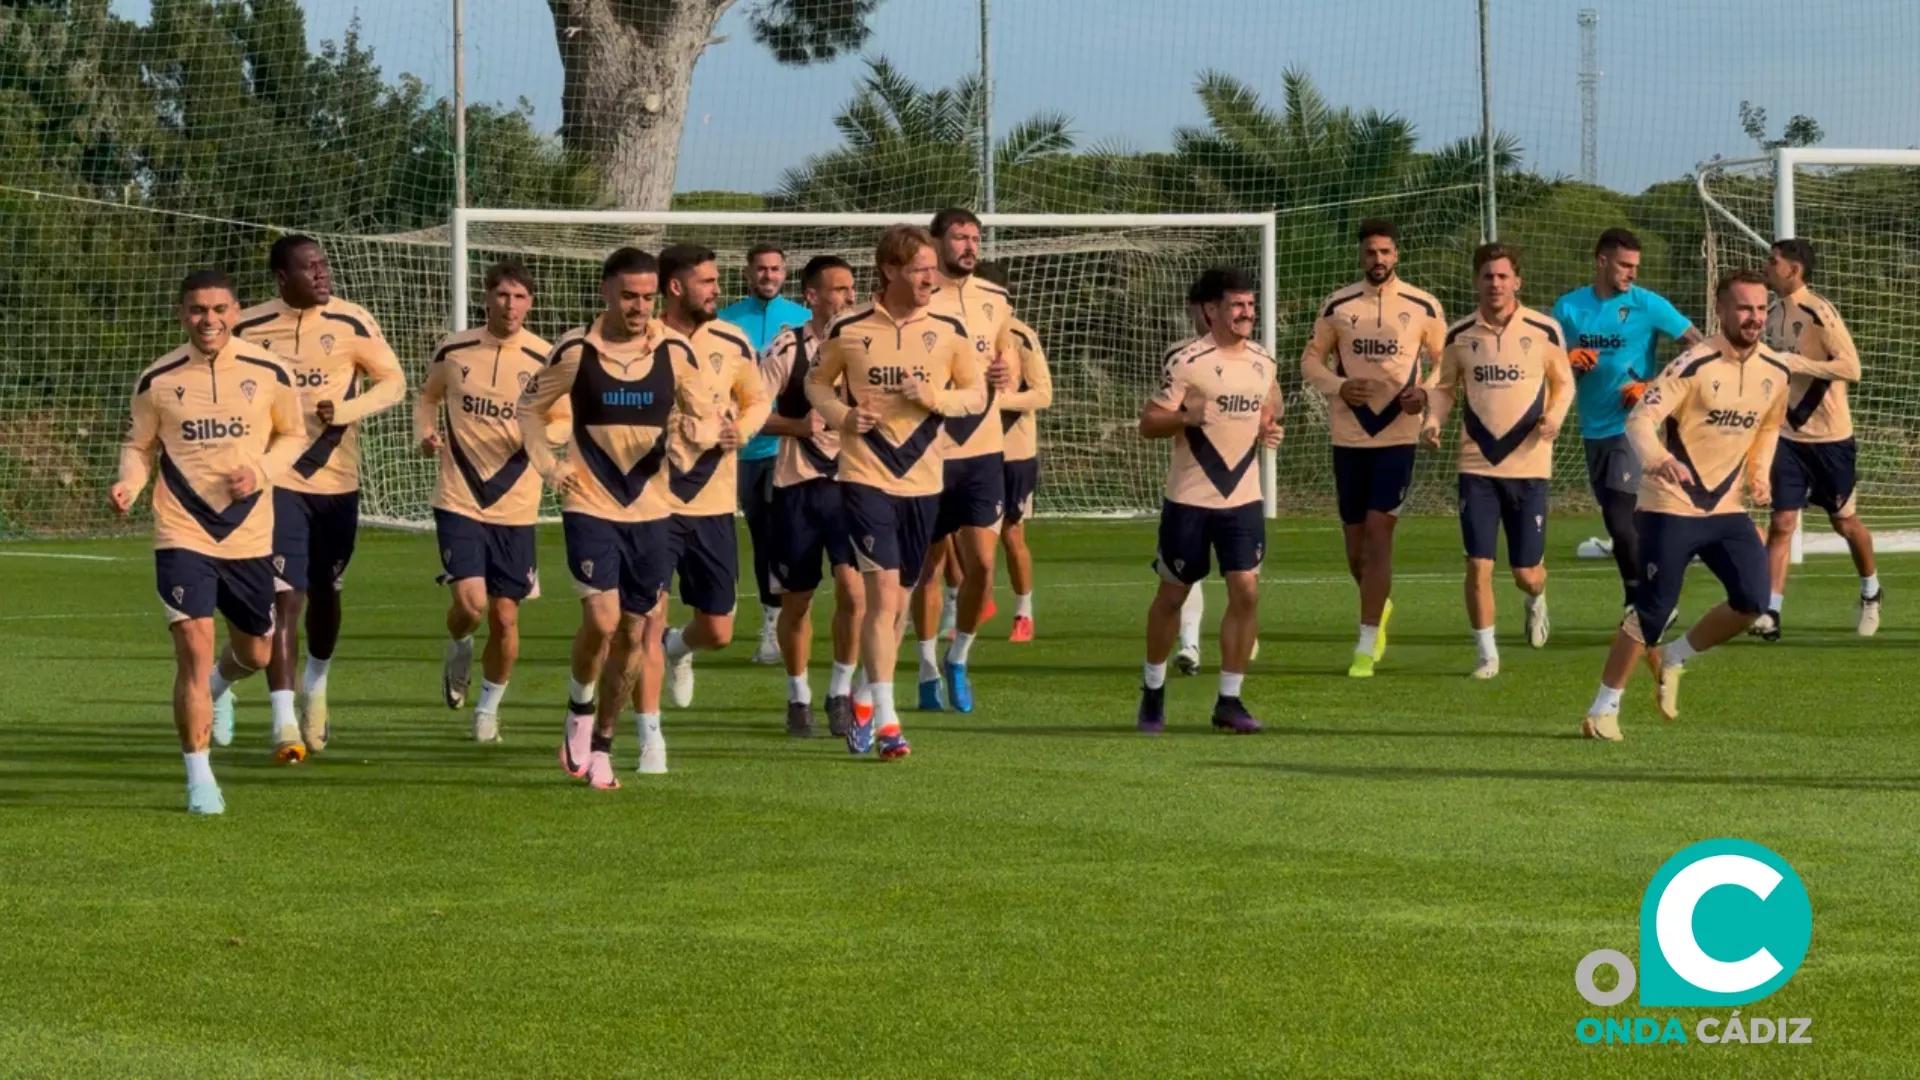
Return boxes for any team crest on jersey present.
[984,303,997,321]
[1792,321,1804,337]
[708,352,723,374]
[1617,307,1631,323]
[240,379,257,403]
[319,334,336,355]
[173,386,186,403]
[1397,311,1411,328]
[1519,336,1533,352]
[171,585,185,604]
[1253,361,1265,379]
[580,559,595,578]
[516,371,532,393]
[1762,378,1773,397]
[922,331,938,352]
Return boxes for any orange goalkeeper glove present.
[1568,347,1599,373]
[1620,380,1649,408]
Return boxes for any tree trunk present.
[548,0,734,209]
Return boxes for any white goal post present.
[448,208,1282,518]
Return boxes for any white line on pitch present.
[0,551,119,562]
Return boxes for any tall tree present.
[548,0,883,209]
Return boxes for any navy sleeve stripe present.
[320,311,372,338]
[1521,317,1561,347]
[135,356,192,395]
[237,355,292,385]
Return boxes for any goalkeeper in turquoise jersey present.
[1551,228,1701,622]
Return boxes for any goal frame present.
[449,208,1282,517]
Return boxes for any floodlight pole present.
[1478,0,1496,241]
[452,0,467,211]
[979,0,995,248]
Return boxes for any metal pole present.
[452,0,468,211]
[979,0,995,244]
[1260,214,1278,518]
[1772,147,1804,564]
[451,208,470,333]
[1478,0,1496,241]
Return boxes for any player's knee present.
[1512,565,1544,592]
[489,599,519,633]
[701,614,735,650]
[232,633,273,671]
[1223,572,1259,608]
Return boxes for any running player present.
[413,260,566,741]
[1752,237,1880,639]
[760,255,863,737]
[719,242,812,665]
[912,207,1014,714]
[112,269,309,812]
[1300,220,1448,678]
[981,262,1054,643]
[231,234,405,760]
[1551,228,1702,624]
[1136,268,1282,734]
[657,245,772,736]
[1423,243,1573,678]
[518,248,689,787]
[804,224,987,759]
[1580,270,1787,741]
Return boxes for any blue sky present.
[111,0,1920,196]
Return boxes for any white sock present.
[302,656,331,694]
[869,682,897,727]
[1664,635,1697,668]
[476,678,507,714]
[917,639,939,682]
[568,676,597,706]
[1590,684,1623,714]
[1143,661,1167,690]
[1769,592,1785,613]
[1863,574,1880,598]
[1356,624,1379,656]
[948,631,976,666]
[788,675,812,704]
[183,749,215,786]
[270,689,298,737]
[452,633,474,652]
[762,604,779,632]
[209,665,235,700]
[665,626,690,660]
[1015,592,1033,618]
[1219,671,1244,697]
[1473,626,1498,661]
[635,711,661,741]
[1179,587,1204,649]
[944,585,959,611]
[829,661,857,697]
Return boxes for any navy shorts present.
[1332,445,1415,526]
[272,488,359,592]
[1633,510,1770,645]
[935,453,1007,540]
[666,512,739,616]
[1154,499,1266,585]
[434,509,537,601]
[1772,437,1858,517]
[156,549,276,637]
[1584,435,1642,500]
[770,478,854,596]
[843,482,940,584]
[561,512,673,617]
[1458,474,1550,568]
[1003,458,1040,527]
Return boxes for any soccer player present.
[1551,229,1702,624]
[1301,220,1448,678]
[1136,268,1282,734]
[911,207,1015,714]
[518,247,688,788]
[112,269,309,813]
[760,255,863,736]
[1752,238,1880,639]
[656,245,772,737]
[804,224,986,759]
[413,260,566,741]
[981,262,1054,643]
[1580,270,1788,741]
[232,234,405,761]
[719,242,813,665]
[1423,243,1574,678]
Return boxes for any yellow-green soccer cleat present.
[1348,652,1376,678]
[1373,599,1393,661]
[1581,710,1623,742]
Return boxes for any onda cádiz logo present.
[1573,839,1813,1047]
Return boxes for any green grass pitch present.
[2,515,1916,1078]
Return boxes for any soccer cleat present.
[186,779,225,815]
[1373,599,1393,661]
[751,625,782,665]
[1525,595,1550,648]
[586,750,621,789]
[825,695,854,738]
[1347,652,1376,679]
[1137,685,1167,734]
[1009,615,1034,642]
[1250,638,1260,662]
[667,647,695,709]
[211,688,235,748]
[470,709,501,744]
[981,596,997,623]
[845,701,875,755]
[1581,710,1623,742]
[1210,696,1263,734]
[1471,655,1500,680]
[1645,646,1684,722]
[297,688,329,753]
[1173,643,1202,676]
[271,723,307,764]
[942,660,974,714]
[443,638,473,709]
[876,723,911,761]
[637,727,667,775]
[786,701,815,738]
[559,713,592,779]
[917,678,943,711]
[1748,610,1781,642]
[1858,590,1883,637]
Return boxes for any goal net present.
[1698,148,1920,551]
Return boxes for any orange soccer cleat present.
[1009,614,1034,642]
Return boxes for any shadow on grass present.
[1204,759,1920,791]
